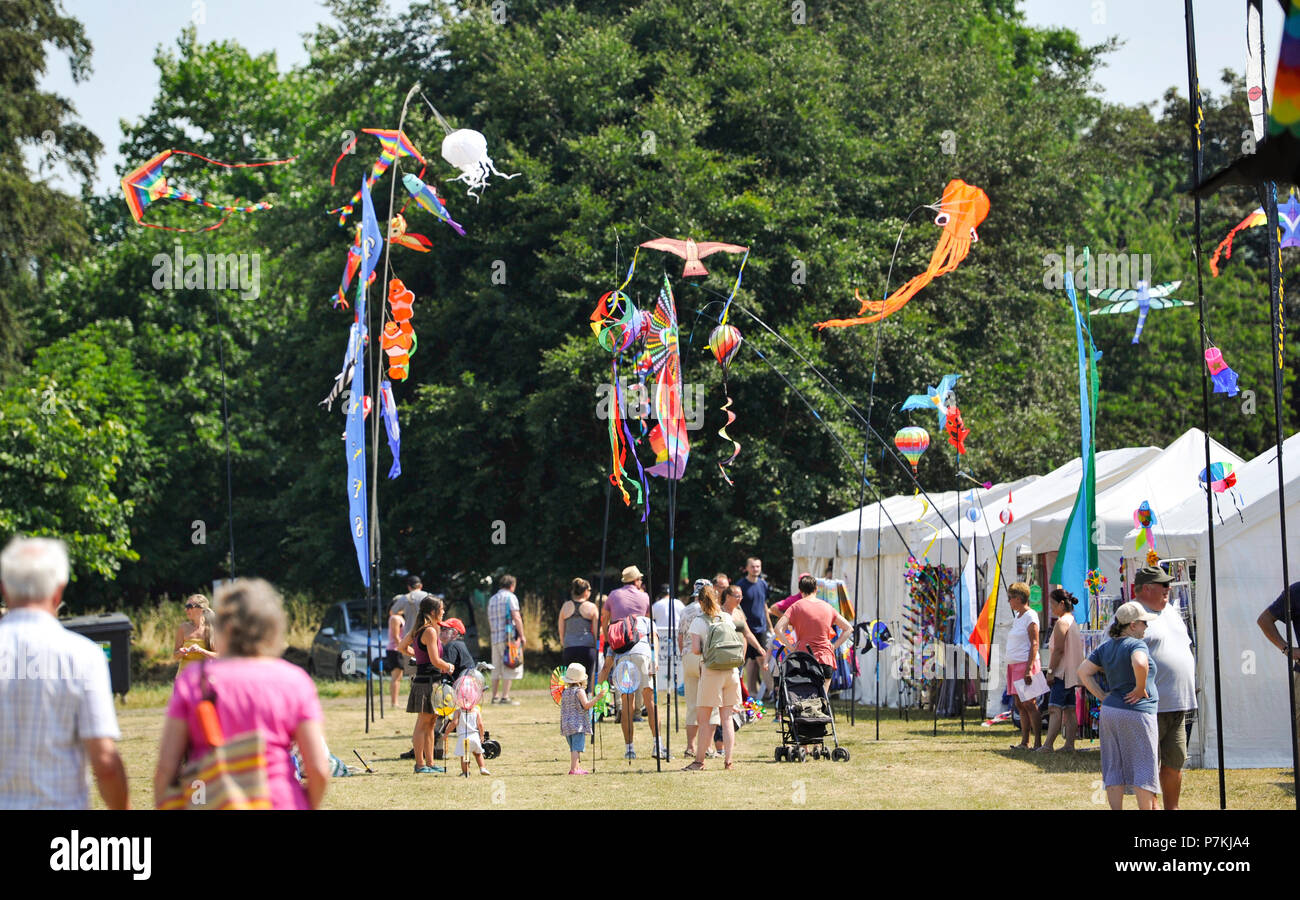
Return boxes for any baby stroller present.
[773,651,849,762]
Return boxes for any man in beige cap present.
[1133,564,1196,810]
[598,565,663,760]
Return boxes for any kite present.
[944,405,969,455]
[1088,281,1191,344]
[386,214,432,252]
[893,426,930,473]
[401,173,466,235]
[380,379,401,480]
[1209,193,1300,275]
[901,374,962,432]
[1133,501,1157,553]
[440,128,518,199]
[329,128,426,225]
[815,179,989,328]
[1200,461,1246,523]
[1204,346,1241,396]
[708,323,743,484]
[638,237,748,278]
[644,276,689,479]
[120,148,295,232]
[381,279,419,381]
[1193,0,1300,196]
[331,230,371,310]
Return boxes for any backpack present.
[607,615,642,654]
[703,614,746,671]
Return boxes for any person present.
[711,585,770,752]
[173,594,218,674]
[156,578,330,809]
[1042,588,1085,752]
[386,603,406,707]
[652,580,686,696]
[598,565,664,760]
[1256,581,1300,752]
[712,572,730,595]
[488,574,526,705]
[559,662,597,775]
[683,586,743,771]
[1133,564,1196,810]
[1077,601,1160,810]
[432,617,476,761]
[558,577,599,682]
[773,574,850,695]
[448,700,491,776]
[0,537,128,809]
[738,557,773,699]
[768,573,812,620]
[1005,582,1042,750]
[399,596,455,774]
[392,575,429,645]
[679,579,711,758]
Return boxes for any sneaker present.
[430,765,446,773]
[653,745,670,760]
[415,766,438,774]
[399,748,415,760]
[502,698,520,706]
[479,767,492,775]
[624,748,637,760]
[704,748,720,759]
[570,767,590,775]
[490,697,501,704]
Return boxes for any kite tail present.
[716,391,740,485]
[814,233,971,329]
[1209,210,1266,276]
[607,359,632,507]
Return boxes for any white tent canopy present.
[1144,432,1300,768]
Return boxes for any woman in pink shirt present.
[155,579,330,810]
[773,574,851,692]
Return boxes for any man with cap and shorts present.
[598,565,664,760]
[1134,565,1197,810]
[1256,581,1300,754]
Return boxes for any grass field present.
[102,680,1294,810]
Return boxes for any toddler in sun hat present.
[559,662,597,774]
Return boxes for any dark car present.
[307,600,386,679]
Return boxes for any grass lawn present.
[103,678,1294,810]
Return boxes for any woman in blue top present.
[1077,601,1160,810]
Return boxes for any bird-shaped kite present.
[1204,346,1241,396]
[1193,0,1300,196]
[1209,192,1300,275]
[1088,281,1191,344]
[708,323,743,484]
[901,374,962,433]
[815,179,989,328]
[944,405,970,455]
[120,148,295,231]
[329,128,425,225]
[1133,501,1157,553]
[638,237,748,278]
[402,173,466,235]
[645,276,689,479]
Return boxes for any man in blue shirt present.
[738,557,772,700]
[1257,581,1300,759]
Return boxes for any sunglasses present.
[185,603,205,610]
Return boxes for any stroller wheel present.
[796,747,808,763]
[831,747,849,762]
[810,747,820,760]
[774,747,786,762]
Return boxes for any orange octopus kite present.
[815,179,989,329]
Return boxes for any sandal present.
[724,761,735,771]
[681,761,705,772]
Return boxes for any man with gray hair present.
[0,537,128,808]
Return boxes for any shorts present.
[1048,677,1075,708]
[385,650,405,671]
[697,666,743,709]
[1156,710,1189,770]
[561,646,598,680]
[745,631,769,662]
[491,641,523,680]
[614,649,652,690]
[566,733,587,753]
[454,734,483,758]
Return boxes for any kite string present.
[169,149,297,168]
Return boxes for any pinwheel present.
[589,273,649,514]
[592,681,614,719]
[901,374,962,432]
[120,148,295,232]
[893,426,930,473]
[1133,501,1157,554]
[1086,569,1108,599]
[816,179,990,328]
[401,173,466,235]
[1204,346,1241,396]
[329,128,426,225]
[550,666,567,704]
[612,657,641,694]
[645,276,689,479]
[440,128,518,199]
[1089,281,1191,344]
[708,323,743,483]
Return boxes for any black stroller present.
[773,651,849,762]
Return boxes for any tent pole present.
[851,440,869,728]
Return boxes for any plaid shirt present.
[0,608,121,809]
[487,590,519,644]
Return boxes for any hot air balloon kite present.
[708,323,744,484]
[894,426,931,474]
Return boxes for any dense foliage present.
[2,0,1294,617]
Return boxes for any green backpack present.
[702,614,746,671]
